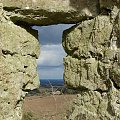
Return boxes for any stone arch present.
[0,0,120,120]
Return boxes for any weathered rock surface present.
[100,0,120,10]
[1,0,99,25]
[0,0,120,120]
[63,15,113,90]
[63,1,120,120]
[67,84,120,120]
[0,5,40,120]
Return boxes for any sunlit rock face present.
[0,0,120,120]
[63,15,113,90]
[63,1,120,120]
[0,4,40,120]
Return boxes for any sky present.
[32,24,74,79]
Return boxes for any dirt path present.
[23,95,77,120]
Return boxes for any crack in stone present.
[2,49,17,56]
[2,49,38,58]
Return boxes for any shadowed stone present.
[1,0,99,25]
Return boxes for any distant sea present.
[40,79,64,87]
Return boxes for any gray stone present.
[63,4,120,120]
[0,0,120,120]
[64,56,108,91]
[1,0,99,25]
[0,7,40,120]
[67,84,120,120]
[100,0,120,10]
[63,15,113,91]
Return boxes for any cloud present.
[36,44,66,79]
[37,44,66,67]
[32,24,74,79]
[32,24,74,45]
[38,67,64,79]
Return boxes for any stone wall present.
[0,0,120,120]
[0,3,40,120]
[1,0,99,25]
[63,1,120,119]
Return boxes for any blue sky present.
[33,24,74,79]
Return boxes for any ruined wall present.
[0,0,120,120]
[63,1,120,120]
[0,3,40,120]
[1,0,99,25]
